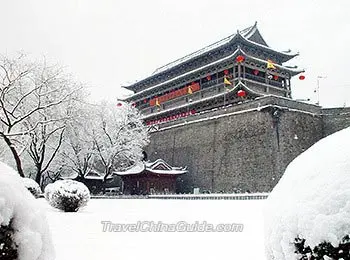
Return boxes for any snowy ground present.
[40,198,266,260]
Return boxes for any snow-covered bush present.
[22,177,41,198]
[265,127,350,260]
[0,161,54,260]
[44,180,90,212]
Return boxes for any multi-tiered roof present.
[123,22,303,126]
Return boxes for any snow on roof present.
[84,171,113,180]
[60,172,80,180]
[126,46,301,101]
[123,22,298,92]
[152,24,255,75]
[147,169,187,175]
[126,48,241,100]
[62,171,113,180]
[145,159,172,170]
[239,30,298,59]
[114,159,187,176]
[239,49,303,75]
[114,162,145,176]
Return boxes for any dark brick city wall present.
[146,96,330,193]
[322,107,350,137]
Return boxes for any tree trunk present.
[35,144,45,185]
[35,167,42,185]
[1,134,25,177]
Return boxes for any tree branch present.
[41,128,65,173]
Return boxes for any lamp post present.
[316,76,326,106]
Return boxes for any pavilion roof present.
[114,159,187,176]
[61,171,114,181]
[124,22,298,92]
[123,47,303,101]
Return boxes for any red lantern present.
[206,75,211,81]
[273,75,279,80]
[236,55,245,63]
[116,103,122,107]
[253,69,259,76]
[224,69,229,75]
[191,109,196,114]
[237,90,246,97]
[299,75,305,80]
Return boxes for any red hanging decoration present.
[236,55,245,63]
[273,75,279,80]
[224,69,229,75]
[132,103,136,107]
[299,75,305,80]
[253,69,259,76]
[206,75,211,81]
[237,90,246,97]
[116,103,122,107]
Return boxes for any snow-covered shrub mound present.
[265,127,350,260]
[0,162,54,260]
[22,177,41,198]
[44,179,90,212]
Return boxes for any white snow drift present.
[0,162,54,260]
[22,177,42,198]
[265,126,350,259]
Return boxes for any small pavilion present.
[114,159,187,195]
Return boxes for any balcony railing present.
[139,73,285,114]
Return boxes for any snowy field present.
[40,198,266,260]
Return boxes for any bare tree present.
[0,53,82,177]
[24,89,85,184]
[26,121,65,184]
[40,169,62,190]
[92,101,149,181]
[60,117,95,178]
[60,101,149,183]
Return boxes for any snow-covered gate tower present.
[122,23,350,193]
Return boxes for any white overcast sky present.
[1,0,350,107]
